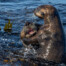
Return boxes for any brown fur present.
[34,5,65,63]
[20,22,42,47]
[21,5,65,63]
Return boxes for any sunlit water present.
[0,0,66,66]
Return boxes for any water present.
[0,0,66,66]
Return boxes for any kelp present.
[0,27,1,30]
[4,19,12,32]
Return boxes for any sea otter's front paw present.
[22,38,31,45]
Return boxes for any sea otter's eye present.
[41,12,44,16]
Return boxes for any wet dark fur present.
[20,22,42,48]
[21,5,65,63]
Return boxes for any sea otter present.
[20,22,42,47]
[21,5,65,63]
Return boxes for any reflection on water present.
[0,0,66,66]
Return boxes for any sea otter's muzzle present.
[34,8,44,18]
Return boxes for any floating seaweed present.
[4,19,12,32]
[0,27,1,30]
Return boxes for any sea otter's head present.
[34,5,57,18]
[20,22,38,39]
